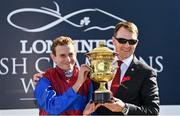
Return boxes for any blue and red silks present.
[34,66,93,115]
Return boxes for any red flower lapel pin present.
[121,76,132,83]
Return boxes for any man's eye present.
[69,53,73,57]
[60,54,66,57]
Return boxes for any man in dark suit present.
[87,21,160,115]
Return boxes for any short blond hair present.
[51,36,74,56]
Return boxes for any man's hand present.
[103,97,125,112]
[77,64,91,82]
[83,101,101,115]
[32,73,43,86]
[72,64,90,92]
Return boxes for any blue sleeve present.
[87,82,93,101]
[34,77,81,115]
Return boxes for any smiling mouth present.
[67,64,73,69]
[67,64,71,67]
[121,48,130,52]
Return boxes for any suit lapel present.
[116,56,140,98]
[121,56,138,83]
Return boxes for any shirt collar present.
[115,54,133,67]
[122,55,133,67]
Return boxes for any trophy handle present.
[112,61,118,74]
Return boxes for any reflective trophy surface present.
[85,41,117,103]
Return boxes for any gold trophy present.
[85,41,117,103]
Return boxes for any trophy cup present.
[85,41,117,103]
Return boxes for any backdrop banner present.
[0,0,180,109]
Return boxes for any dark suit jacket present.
[94,56,160,115]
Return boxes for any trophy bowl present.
[85,41,117,103]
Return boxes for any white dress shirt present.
[107,55,133,90]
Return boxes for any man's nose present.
[67,56,71,62]
[124,41,130,46]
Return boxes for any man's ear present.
[112,37,116,45]
[50,53,56,63]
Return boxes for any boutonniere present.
[121,76,132,83]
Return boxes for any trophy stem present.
[98,82,107,91]
[93,82,112,103]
